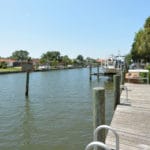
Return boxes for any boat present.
[102,55,125,75]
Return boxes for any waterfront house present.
[0,58,17,67]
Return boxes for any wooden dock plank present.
[106,83,150,150]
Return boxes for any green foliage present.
[76,55,84,61]
[131,16,150,62]
[11,50,29,61]
[0,61,7,69]
[140,65,150,83]
[40,51,60,65]
[145,65,150,70]
[144,17,150,28]
[74,55,85,66]
[145,65,150,80]
[125,53,132,65]
[60,55,72,66]
[131,29,145,60]
[40,51,87,67]
[39,51,96,68]
[51,60,59,67]
[0,67,21,72]
[85,57,96,64]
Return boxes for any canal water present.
[0,68,114,150]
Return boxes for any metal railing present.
[85,125,119,150]
[94,125,119,150]
[85,141,111,150]
[120,85,128,101]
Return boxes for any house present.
[32,58,40,66]
[96,58,105,65]
[0,58,17,67]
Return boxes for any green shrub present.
[145,65,150,82]
[0,61,7,69]
[139,65,150,83]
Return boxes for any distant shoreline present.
[0,67,85,75]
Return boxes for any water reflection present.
[89,76,111,88]
[89,76,114,125]
[0,68,114,150]
[22,97,33,146]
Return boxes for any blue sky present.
[0,0,150,59]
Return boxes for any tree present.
[125,53,132,70]
[131,16,150,62]
[73,54,85,66]
[144,17,150,28]
[144,17,150,61]
[60,55,72,66]
[131,29,145,61]
[11,50,29,61]
[76,55,84,61]
[85,57,96,64]
[0,61,7,69]
[40,51,61,66]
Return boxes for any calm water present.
[0,68,114,150]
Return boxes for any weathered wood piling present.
[113,75,121,109]
[25,71,30,97]
[93,87,106,149]
[120,70,125,85]
[89,65,92,80]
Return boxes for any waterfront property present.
[106,83,150,149]
[0,58,17,67]
[89,55,126,80]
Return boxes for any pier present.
[89,64,120,80]
[106,83,150,149]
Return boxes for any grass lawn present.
[0,67,22,72]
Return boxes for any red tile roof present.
[0,58,16,63]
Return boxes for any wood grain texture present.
[106,83,150,150]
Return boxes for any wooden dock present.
[106,83,150,150]
[89,66,120,80]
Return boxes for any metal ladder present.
[85,141,111,150]
[85,125,119,150]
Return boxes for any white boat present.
[103,55,125,74]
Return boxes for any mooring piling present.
[25,71,30,97]
[93,87,106,148]
[89,64,92,80]
[120,70,125,85]
[113,75,121,110]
